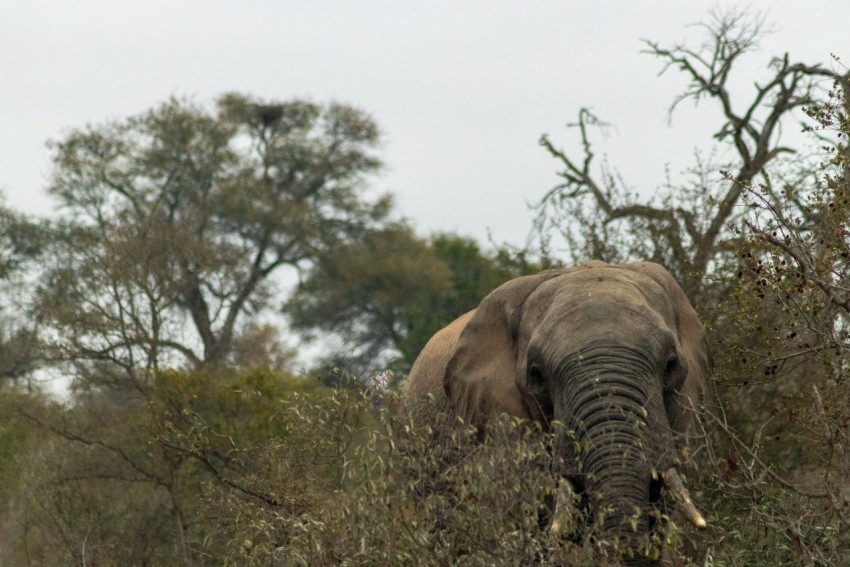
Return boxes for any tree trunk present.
[170,472,193,566]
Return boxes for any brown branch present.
[703,409,831,499]
[786,521,814,567]
[747,221,850,313]
[154,434,285,508]
[538,109,614,216]
[178,264,217,364]
[18,407,162,486]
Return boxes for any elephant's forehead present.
[529,267,674,320]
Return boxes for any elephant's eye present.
[665,354,680,375]
[528,363,546,394]
[525,363,553,423]
[664,353,685,391]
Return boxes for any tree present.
[14,93,391,563]
[537,8,844,304]
[285,230,543,376]
[0,203,49,384]
[705,66,850,566]
[40,93,390,390]
[7,367,350,566]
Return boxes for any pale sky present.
[2,1,848,248]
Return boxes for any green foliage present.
[0,369,695,566]
[40,93,390,387]
[0,205,48,279]
[198,394,698,566]
[695,70,850,566]
[286,230,544,375]
[0,204,49,383]
[2,367,354,565]
[0,388,50,514]
[285,226,452,374]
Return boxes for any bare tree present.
[537,9,845,303]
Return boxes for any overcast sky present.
[2,1,848,249]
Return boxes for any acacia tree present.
[537,9,844,304]
[41,93,389,390]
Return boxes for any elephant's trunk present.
[582,424,656,564]
[555,352,668,565]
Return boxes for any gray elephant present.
[404,261,710,565]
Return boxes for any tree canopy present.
[285,229,543,376]
[40,93,390,389]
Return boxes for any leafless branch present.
[539,9,844,305]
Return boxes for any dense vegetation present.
[1,9,848,565]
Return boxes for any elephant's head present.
[442,261,709,564]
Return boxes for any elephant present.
[403,261,710,566]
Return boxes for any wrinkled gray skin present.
[404,261,710,566]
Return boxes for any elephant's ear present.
[623,262,711,435]
[444,269,569,428]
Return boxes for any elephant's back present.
[403,310,475,421]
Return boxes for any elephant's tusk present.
[663,468,707,529]
[549,478,575,535]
